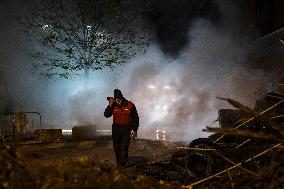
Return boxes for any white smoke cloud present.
[65,17,272,142]
[110,20,270,141]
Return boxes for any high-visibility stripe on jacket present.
[113,101,133,125]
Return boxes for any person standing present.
[104,89,139,167]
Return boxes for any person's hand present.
[130,130,137,139]
[109,97,115,107]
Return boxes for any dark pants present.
[112,124,131,167]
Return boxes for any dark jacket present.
[104,99,139,132]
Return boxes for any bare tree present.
[20,0,149,78]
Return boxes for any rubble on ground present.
[0,137,182,189]
[136,91,284,188]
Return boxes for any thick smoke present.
[110,23,270,141]
[66,2,272,141]
[147,0,220,56]
[0,0,274,141]
[66,16,271,141]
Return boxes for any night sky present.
[0,0,276,141]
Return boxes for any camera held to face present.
[107,97,123,106]
[107,97,113,101]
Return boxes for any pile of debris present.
[0,138,36,189]
[136,92,284,188]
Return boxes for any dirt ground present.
[1,136,187,189]
[15,136,183,164]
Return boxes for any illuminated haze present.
[0,0,273,141]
